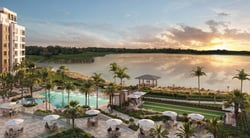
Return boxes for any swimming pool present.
[40,91,108,108]
[20,98,44,105]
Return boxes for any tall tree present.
[24,70,41,98]
[39,67,53,84]
[206,117,222,138]
[227,89,249,126]
[6,73,15,96]
[191,66,206,105]
[57,65,69,81]
[233,69,250,93]
[109,62,119,83]
[45,80,54,111]
[0,72,9,96]
[57,65,69,105]
[104,83,118,106]
[15,69,26,98]
[150,124,169,138]
[65,81,75,105]
[91,73,105,109]
[79,80,95,106]
[64,100,81,129]
[116,67,130,87]
[176,121,195,138]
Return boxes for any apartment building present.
[0,7,25,73]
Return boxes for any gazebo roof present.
[135,74,160,80]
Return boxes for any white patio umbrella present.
[5,119,24,126]
[85,109,100,115]
[43,114,60,122]
[133,91,146,96]
[188,113,204,120]
[0,102,21,109]
[138,119,155,129]
[127,94,141,99]
[162,111,177,120]
[106,119,122,126]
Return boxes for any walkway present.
[75,114,138,138]
[0,113,68,138]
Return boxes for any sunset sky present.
[1,0,250,51]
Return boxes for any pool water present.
[40,91,108,108]
[21,98,43,104]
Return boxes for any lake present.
[38,54,250,93]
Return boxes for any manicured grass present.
[140,101,225,119]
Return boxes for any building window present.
[4,59,7,64]
[22,30,25,35]
[4,44,7,48]
[21,37,25,42]
[22,44,25,49]
[4,51,7,56]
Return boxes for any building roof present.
[135,74,160,80]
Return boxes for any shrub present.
[128,124,139,131]
[34,109,52,116]
[23,102,37,107]
[11,95,32,102]
[47,127,94,138]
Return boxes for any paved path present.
[75,114,138,138]
[0,113,68,138]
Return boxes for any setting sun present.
[210,38,229,50]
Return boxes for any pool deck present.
[0,90,214,138]
[0,103,215,138]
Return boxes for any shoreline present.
[65,71,233,94]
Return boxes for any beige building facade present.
[0,7,25,73]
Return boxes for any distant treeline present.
[26,45,250,56]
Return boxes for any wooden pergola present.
[135,74,160,88]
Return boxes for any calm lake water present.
[38,54,250,93]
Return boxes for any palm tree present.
[116,67,130,87]
[0,72,9,96]
[227,89,249,126]
[191,66,206,105]
[151,124,169,138]
[39,67,53,84]
[15,69,26,98]
[24,71,41,98]
[233,69,250,93]
[0,72,15,96]
[91,73,105,109]
[176,121,195,138]
[109,62,119,83]
[57,65,69,81]
[206,117,222,138]
[65,81,75,105]
[45,80,54,111]
[64,100,81,129]
[79,80,95,106]
[57,66,69,105]
[104,83,118,106]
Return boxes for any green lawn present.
[140,101,225,119]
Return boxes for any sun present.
[212,44,228,50]
[210,38,229,50]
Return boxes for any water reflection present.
[39,54,250,93]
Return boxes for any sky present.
[1,0,250,51]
